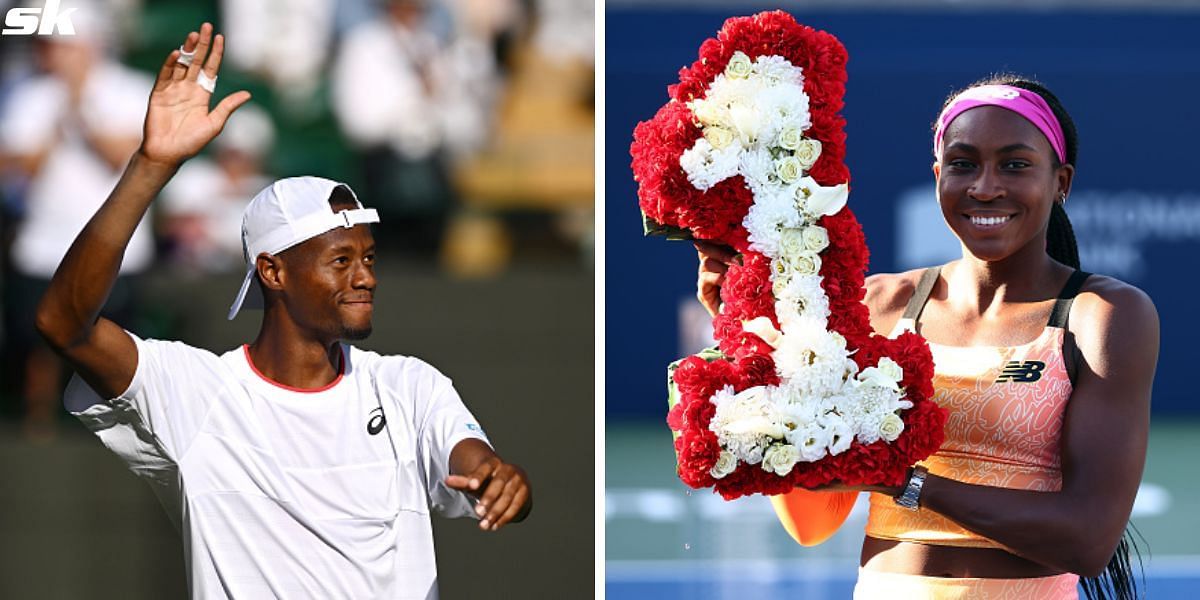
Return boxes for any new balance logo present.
[2,0,77,36]
[994,361,1045,383]
[367,407,386,435]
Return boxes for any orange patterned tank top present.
[865,266,1090,548]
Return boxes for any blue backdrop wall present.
[606,7,1200,419]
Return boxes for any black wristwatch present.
[894,465,928,511]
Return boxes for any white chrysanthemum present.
[774,274,829,326]
[744,188,807,255]
[776,388,820,422]
[774,317,851,396]
[756,85,811,136]
[737,146,777,191]
[753,55,805,87]
[679,138,742,190]
[845,380,913,444]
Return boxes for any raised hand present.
[139,23,250,167]
[445,456,532,531]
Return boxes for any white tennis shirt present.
[66,333,491,599]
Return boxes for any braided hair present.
[941,75,1145,600]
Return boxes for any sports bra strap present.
[1047,270,1092,329]
[901,266,942,322]
[902,266,1090,330]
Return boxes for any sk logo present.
[994,361,1045,383]
[3,0,77,36]
[367,407,386,435]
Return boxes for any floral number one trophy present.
[631,12,946,500]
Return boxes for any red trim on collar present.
[242,344,345,393]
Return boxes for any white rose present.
[710,451,738,479]
[704,126,735,150]
[779,228,805,256]
[777,126,804,151]
[794,138,823,169]
[743,316,782,348]
[802,225,830,253]
[879,413,905,442]
[775,155,803,184]
[690,99,724,126]
[791,251,821,276]
[725,51,753,79]
[762,444,802,476]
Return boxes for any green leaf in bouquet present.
[642,212,695,240]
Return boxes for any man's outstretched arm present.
[445,439,532,531]
[36,23,249,400]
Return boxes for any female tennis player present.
[696,75,1158,600]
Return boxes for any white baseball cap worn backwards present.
[228,176,380,320]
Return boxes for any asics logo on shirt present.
[367,407,386,435]
[994,361,1045,383]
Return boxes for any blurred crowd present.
[0,0,595,438]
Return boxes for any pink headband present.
[933,84,1067,164]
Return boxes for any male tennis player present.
[36,23,531,599]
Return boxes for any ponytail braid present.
[1048,202,1080,270]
